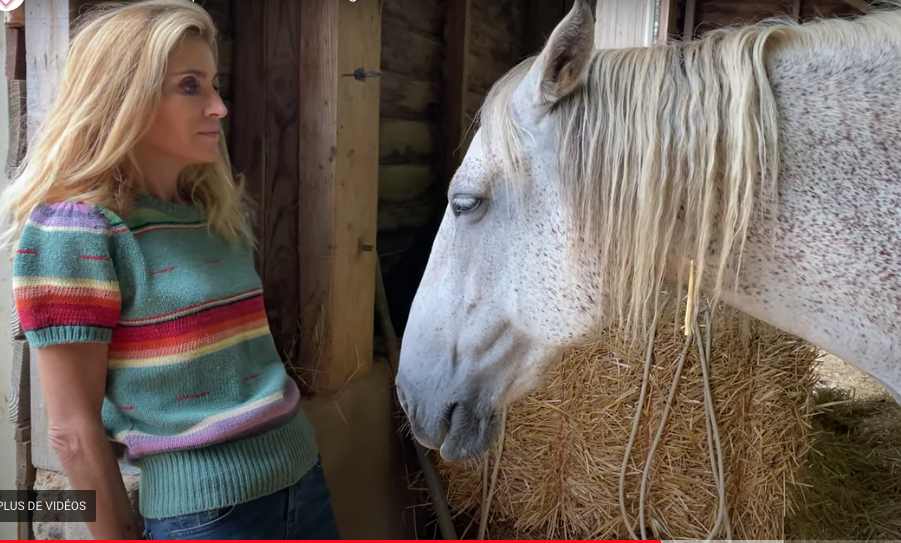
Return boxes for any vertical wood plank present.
[525,0,566,55]
[4,4,24,27]
[7,340,30,427]
[5,11,33,541]
[230,0,263,254]
[5,26,25,81]
[30,345,62,472]
[232,0,303,361]
[332,0,381,392]
[656,0,680,43]
[838,0,869,11]
[440,0,470,189]
[25,0,70,143]
[594,0,655,49]
[297,0,381,394]
[683,0,697,39]
[25,0,72,474]
[6,0,26,346]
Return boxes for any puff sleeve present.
[12,201,122,347]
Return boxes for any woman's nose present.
[207,93,228,118]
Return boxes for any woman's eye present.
[451,195,481,216]
[180,77,199,94]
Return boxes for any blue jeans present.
[142,458,340,540]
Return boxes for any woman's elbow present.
[47,420,106,463]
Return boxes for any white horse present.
[395,0,901,462]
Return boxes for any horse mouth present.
[437,403,500,462]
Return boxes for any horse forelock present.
[475,4,901,341]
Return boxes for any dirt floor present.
[814,353,891,399]
[785,351,901,541]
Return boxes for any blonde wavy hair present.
[0,0,253,252]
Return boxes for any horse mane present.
[476,4,901,340]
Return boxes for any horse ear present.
[531,0,594,105]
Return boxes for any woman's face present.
[138,35,226,166]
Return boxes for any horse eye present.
[451,195,481,216]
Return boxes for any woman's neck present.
[133,147,187,204]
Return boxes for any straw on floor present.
[435,299,820,540]
[783,386,901,540]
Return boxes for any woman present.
[0,0,339,539]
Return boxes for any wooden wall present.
[691,0,862,36]
[376,0,532,335]
[200,0,233,143]
[232,1,382,394]
[377,0,445,276]
[464,0,529,129]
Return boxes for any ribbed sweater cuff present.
[25,325,112,348]
[136,411,319,519]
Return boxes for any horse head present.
[395,0,602,462]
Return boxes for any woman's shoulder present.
[24,199,125,234]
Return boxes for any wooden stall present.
[3,0,877,538]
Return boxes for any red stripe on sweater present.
[16,303,120,330]
[14,285,120,300]
[118,288,261,325]
[111,296,266,343]
[15,293,121,310]
[110,314,268,355]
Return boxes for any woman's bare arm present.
[36,342,142,540]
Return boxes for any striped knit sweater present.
[11,195,319,519]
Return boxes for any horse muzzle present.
[395,375,500,462]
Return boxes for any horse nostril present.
[395,383,409,413]
[443,402,458,427]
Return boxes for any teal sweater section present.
[11,195,319,519]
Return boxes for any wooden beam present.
[656,0,679,44]
[524,0,565,57]
[440,0,470,189]
[5,24,24,81]
[594,0,655,49]
[232,1,303,368]
[4,4,24,28]
[25,0,70,144]
[683,0,697,40]
[25,0,75,474]
[6,81,25,186]
[8,340,30,428]
[839,0,870,11]
[296,0,381,394]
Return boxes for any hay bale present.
[436,301,819,540]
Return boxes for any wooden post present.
[232,1,303,373]
[683,0,697,40]
[440,0,470,189]
[6,5,31,539]
[24,0,74,474]
[295,0,382,395]
[655,0,679,44]
[593,0,655,49]
[525,0,566,55]
[839,0,870,11]
[233,0,382,395]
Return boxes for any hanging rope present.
[618,260,733,541]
